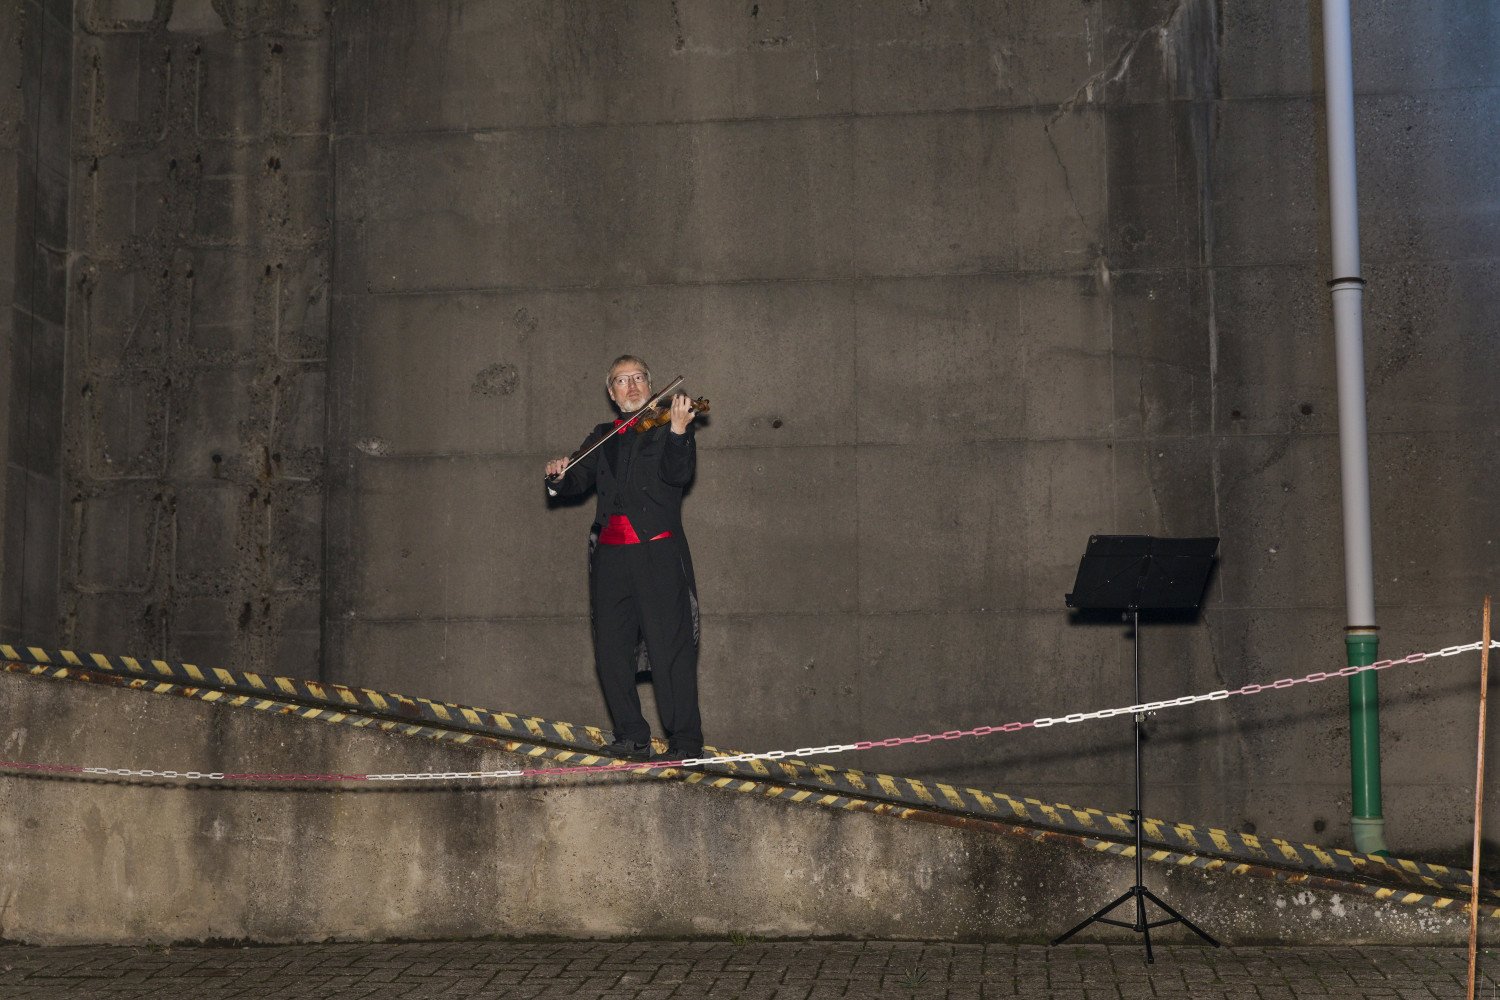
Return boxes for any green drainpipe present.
[1346,628,1386,856]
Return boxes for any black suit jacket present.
[552,420,697,547]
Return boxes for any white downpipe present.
[1321,0,1385,855]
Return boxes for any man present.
[545,356,703,762]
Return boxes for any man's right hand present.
[545,457,570,479]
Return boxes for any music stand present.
[1051,535,1220,963]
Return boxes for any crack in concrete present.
[1047,16,1156,129]
[1047,0,1215,132]
[1040,1,1199,233]
[1042,121,1088,230]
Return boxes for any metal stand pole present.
[1051,611,1219,963]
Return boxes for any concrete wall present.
[0,669,1474,945]
[0,0,1496,873]
[325,0,1500,864]
[53,0,330,674]
[1,0,71,648]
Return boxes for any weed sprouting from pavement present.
[896,965,929,992]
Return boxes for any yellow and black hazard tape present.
[1070,837,1500,920]
[5,656,1497,925]
[0,643,1487,907]
[1,658,909,813]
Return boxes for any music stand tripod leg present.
[1139,890,1153,964]
[1139,887,1220,947]
[1050,887,1135,946]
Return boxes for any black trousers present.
[591,538,702,750]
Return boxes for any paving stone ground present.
[0,940,1494,999]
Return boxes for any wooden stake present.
[1468,595,1492,1000]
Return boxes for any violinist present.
[544,355,704,763]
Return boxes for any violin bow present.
[545,374,686,497]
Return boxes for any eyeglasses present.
[610,372,649,388]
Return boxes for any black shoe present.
[662,744,705,764]
[599,738,652,762]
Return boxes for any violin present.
[545,375,709,496]
[631,395,710,433]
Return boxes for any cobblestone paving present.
[0,940,1494,999]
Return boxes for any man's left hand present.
[669,393,696,435]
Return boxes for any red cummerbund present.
[598,514,671,546]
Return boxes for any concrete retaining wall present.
[0,670,1474,945]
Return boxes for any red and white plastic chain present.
[7,640,1492,784]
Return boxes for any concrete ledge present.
[0,647,1479,903]
[0,670,1480,946]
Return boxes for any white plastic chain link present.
[17,640,1494,784]
[83,768,227,780]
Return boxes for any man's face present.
[608,364,650,413]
